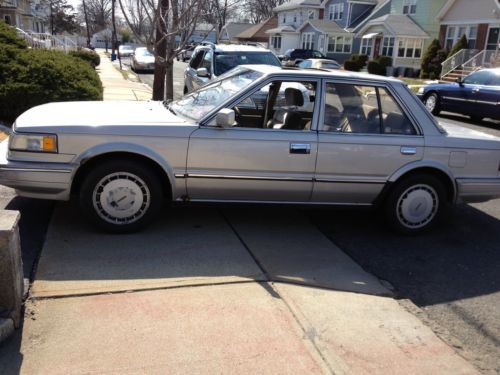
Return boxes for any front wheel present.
[79,160,164,233]
[385,174,448,234]
[424,93,441,115]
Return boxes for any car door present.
[462,70,499,119]
[312,81,424,204]
[438,81,469,113]
[185,78,320,202]
[184,49,206,92]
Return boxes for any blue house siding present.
[301,24,320,49]
[323,0,349,28]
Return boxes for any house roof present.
[351,0,391,32]
[266,25,299,34]
[299,19,350,34]
[236,17,278,40]
[220,22,255,39]
[273,0,322,12]
[356,14,429,38]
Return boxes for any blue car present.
[417,68,500,121]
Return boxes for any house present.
[266,0,322,56]
[1,0,35,31]
[354,0,452,75]
[436,0,499,52]
[235,17,278,45]
[219,22,255,43]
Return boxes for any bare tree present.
[78,0,113,34]
[200,0,239,38]
[119,0,204,100]
[243,0,284,23]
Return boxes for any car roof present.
[242,64,403,83]
[195,44,270,53]
[306,59,339,63]
[481,68,500,75]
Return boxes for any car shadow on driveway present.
[306,202,500,307]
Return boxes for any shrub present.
[367,60,385,76]
[375,55,392,68]
[344,60,359,71]
[350,54,368,68]
[448,34,468,57]
[420,39,442,79]
[69,48,100,68]
[0,48,103,123]
[0,21,27,49]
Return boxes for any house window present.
[360,38,372,56]
[302,33,315,49]
[445,25,478,50]
[328,3,344,20]
[328,35,352,53]
[402,0,417,15]
[271,36,282,49]
[282,14,286,23]
[4,15,11,25]
[397,39,423,58]
[308,10,315,20]
[294,13,297,22]
[382,37,395,56]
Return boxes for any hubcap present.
[93,172,150,225]
[396,184,438,229]
[425,95,436,112]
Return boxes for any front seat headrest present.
[285,88,304,107]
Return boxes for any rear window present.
[214,52,281,76]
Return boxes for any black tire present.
[424,92,441,115]
[384,174,448,234]
[183,86,188,95]
[79,159,164,233]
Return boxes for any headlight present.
[9,133,58,153]
[417,87,425,94]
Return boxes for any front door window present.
[486,27,499,50]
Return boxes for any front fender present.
[74,142,177,197]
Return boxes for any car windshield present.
[321,62,340,69]
[137,48,153,57]
[170,68,263,121]
[120,46,133,51]
[214,52,280,76]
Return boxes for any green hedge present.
[0,21,103,125]
[350,54,369,68]
[343,60,359,71]
[367,60,386,76]
[69,48,100,68]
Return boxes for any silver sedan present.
[1,65,500,233]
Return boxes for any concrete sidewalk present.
[96,49,152,101]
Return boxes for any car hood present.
[14,101,193,134]
[135,55,155,63]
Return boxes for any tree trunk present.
[82,0,91,47]
[165,58,174,100]
[152,0,169,100]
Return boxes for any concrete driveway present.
[0,203,478,374]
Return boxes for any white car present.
[131,47,155,72]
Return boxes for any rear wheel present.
[424,92,441,115]
[79,160,163,233]
[385,174,448,234]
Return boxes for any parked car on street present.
[297,58,341,70]
[417,68,500,121]
[183,43,281,94]
[177,45,195,62]
[131,47,155,73]
[281,49,327,67]
[2,66,500,234]
[118,45,134,58]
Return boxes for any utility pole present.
[50,0,54,35]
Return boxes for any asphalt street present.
[0,62,499,373]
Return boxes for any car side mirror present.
[215,108,235,128]
[196,67,210,78]
[456,77,464,86]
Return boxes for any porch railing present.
[440,49,477,80]
[15,29,78,52]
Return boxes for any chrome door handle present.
[472,88,480,93]
[400,146,417,155]
[290,143,311,154]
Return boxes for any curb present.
[0,317,14,344]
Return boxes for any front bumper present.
[456,177,500,203]
[0,140,75,201]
